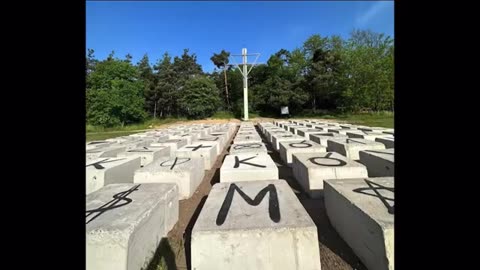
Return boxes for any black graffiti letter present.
[353,179,394,214]
[308,153,347,166]
[216,183,280,225]
[234,156,267,168]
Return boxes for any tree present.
[153,52,178,117]
[178,76,221,119]
[210,50,231,109]
[86,56,146,126]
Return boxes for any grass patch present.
[211,110,235,119]
[86,117,186,133]
[86,131,141,142]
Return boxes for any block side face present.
[86,237,128,270]
[359,150,394,177]
[126,200,167,270]
[191,227,321,270]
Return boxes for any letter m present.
[216,183,281,226]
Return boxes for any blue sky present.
[87,1,394,72]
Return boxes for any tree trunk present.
[223,67,230,109]
[153,101,157,118]
[312,93,316,113]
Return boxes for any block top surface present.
[136,156,201,173]
[223,153,276,170]
[86,156,139,171]
[280,140,325,150]
[293,152,365,168]
[86,183,177,233]
[193,180,316,232]
[324,177,394,226]
[361,149,394,162]
[329,138,385,146]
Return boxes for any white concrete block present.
[271,134,305,151]
[359,149,394,177]
[327,138,386,160]
[233,135,262,145]
[309,133,348,146]
[220,153,279,182]
[117,146,170,167]
[297,128,324,139]
[292,152,368,198]
[150,139,187,156]
[324,177,394,270]
[86,183,179,270]
[375,136,394,149]
[347,131,392,141]
[191,180,321,270]
[86,146,127,161]
[229,142,268,155]
[195,136,226,152]
[279,140,327,167]
[176,143,218,170]
[134,156,205,199]
[86,156,141,195]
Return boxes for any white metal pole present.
[242,48,249,121]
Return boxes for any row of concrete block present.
[86,122,238,270]
[258,120,394,270]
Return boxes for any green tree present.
[178,76,221,119]
[153,52,178,117]
[86,57,146,127]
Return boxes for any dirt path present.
[146,122,366,270]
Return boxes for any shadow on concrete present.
[183,196,208,270]
[300,198,367,270]
[144,238,178,270]
[209,167,221,186]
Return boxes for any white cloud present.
[356,1,391,27]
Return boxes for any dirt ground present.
[146,122,366,270]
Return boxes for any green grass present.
[211,110,236,119]
[86,131,141,142]
[86,117,187,142]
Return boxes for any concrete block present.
[117,146,170,167]
[327,138,386,160]
[324,177,394,270]
[292,152,368,198]
[176,143,218,170]
[134,156,205,199]
[279,140,327,167]
[309,133,348,146]
[347,131,392,141]
[86,183,179,270]
[359,149,394,177]
[86,146,127,161]
[375,136,394,149]
[87,141,113,149]
[195,136,225,153]
[266,129,289,143]
[297,128,324,139]
[229,142,268,155]
[270,134,306,151]
[86,156,141,195]
[233,135,262,145]
[220,153,279,182]
[150,139,188,156]
[191,180,321,270]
